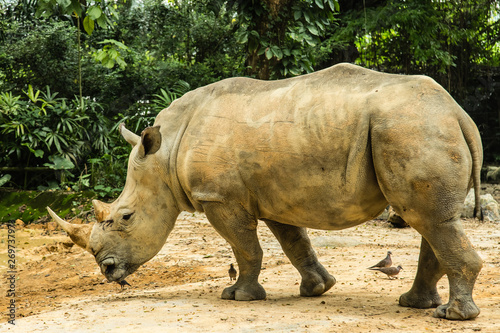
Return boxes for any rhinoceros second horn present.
[92,199,111,223]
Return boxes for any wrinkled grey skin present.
[49,63,483,320]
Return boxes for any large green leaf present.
[270,45,283,59]
[87,6,102,20]
[98,39,128,50]
[265,47,273,60]
[0,174,11,187]
[83,16,95,35]
[44,156,75,170]
[56,0,72,10]
[307,25,319,36]
[236,30,248,44]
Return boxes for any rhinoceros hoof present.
[433,299,480,320]
[221,283,266,301]
[399,290,442,309]
[300,274,336,297]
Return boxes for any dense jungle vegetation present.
[1,0,499,196]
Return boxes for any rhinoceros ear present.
[138,126,162,158]
[119,123,140,147]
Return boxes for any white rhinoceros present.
[48,63,483,320]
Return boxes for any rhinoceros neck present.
[154,107,197,213]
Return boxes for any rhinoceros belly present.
[235,144,388,230]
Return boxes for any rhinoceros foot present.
[221,282,266,301]
[433,298,480,320]
[300,272,336,297]
[399,290,442,309]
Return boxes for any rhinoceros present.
[48,63,483,320]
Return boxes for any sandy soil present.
[1,209,500,332]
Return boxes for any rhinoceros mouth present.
[99,257,127,282]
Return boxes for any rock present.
[375,206,391,220]
[61,241,75,250]
[376,207,409,228]
[15,219,25,229]
[388,210,409,228]
[462,189,500,222]
[486,166,500,184]
[45,244,61,253]
[18,204,27,213]
[70,218,84,224]
[47,221,58,231]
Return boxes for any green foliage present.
[93,39,129,69]
[36,0,117,34]
[0,189,97,223]
[1,0,500,195]
[333,1,500,79]
[139,0,244,80]
[231,0,339,78]
[152,80,191,113]
[0,174,11,187]
[84,145,130,198]
[0,86,109,189]
[0,20,79,99]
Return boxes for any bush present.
[0,86,110,189]
[0,21,79,99]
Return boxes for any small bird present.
[228,264,237,281]
[370,265,403,279]
[368,251,392,269]
[118,280,131,290]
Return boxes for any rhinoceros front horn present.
[47,207,93,253]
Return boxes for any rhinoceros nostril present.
[105,264,116,275]
[101,258,116,275]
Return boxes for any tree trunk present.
[245,0,292,80]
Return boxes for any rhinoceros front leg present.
[203,202,266,301]
[403,218,482,320]
[264,220,335,297]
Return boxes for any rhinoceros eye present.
[123,213,133,221]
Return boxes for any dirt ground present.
[1,186,500,332]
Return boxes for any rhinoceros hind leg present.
[399,236,443,309]
[403,217,482,320]
[373,126,482,320]
[263,220,336,297]
[203,201,266,301]
[433,297,480,320]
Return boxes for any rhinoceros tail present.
[459,113,483,221]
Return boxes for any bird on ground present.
[367,251,392,269]
[228,264,237,281]
[370,265,403,279]
[118,280,131,290]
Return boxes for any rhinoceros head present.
[48,124,180,283]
